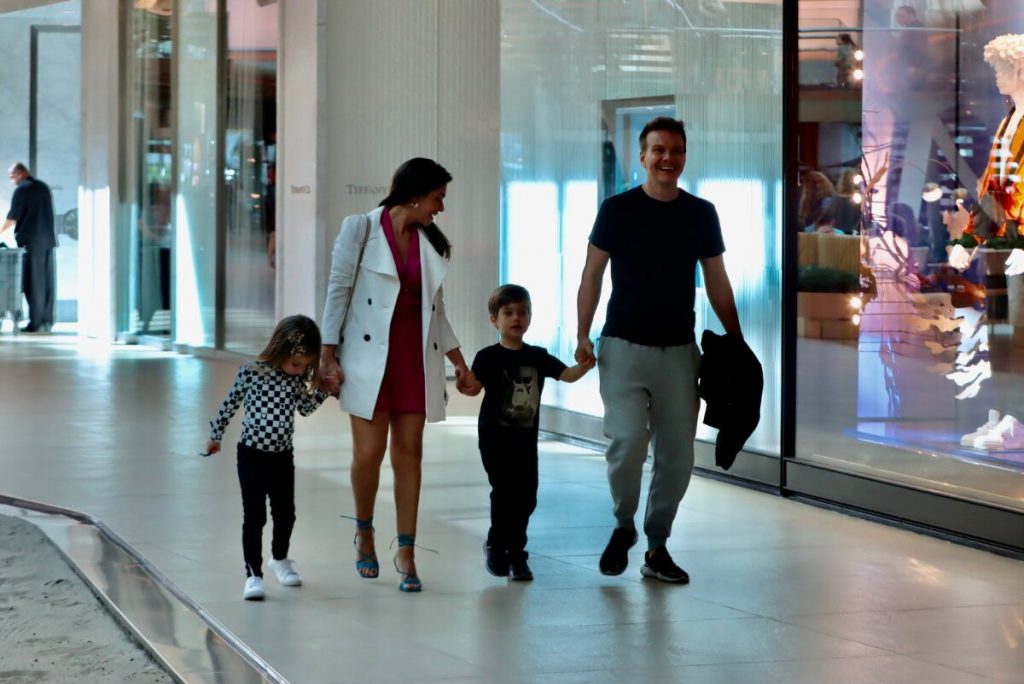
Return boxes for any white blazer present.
[322,206,460,422]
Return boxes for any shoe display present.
[1005,247,1024,276]
[976,415,1024,451]
[243,575,265,601]
[954,379,983,400]
[961,410,1000,447]
[484,542,509,578]
[268,558,302,587]
[640,546,690,584]
[945,361,991,387]
[599,527,637,576]
[508,556,533,582]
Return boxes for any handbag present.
[338,213,372,342]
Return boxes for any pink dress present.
[374,210,426,414]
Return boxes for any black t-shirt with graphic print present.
[589,185,726,346]
[471,343,567,434]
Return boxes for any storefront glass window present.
[0,1,81,331]
[123,3,173,337]
[500,0,783,455]
[796,0,1024,510]
[222,0,277,354]
[175,0,219,348]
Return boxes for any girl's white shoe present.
[243,575,265,600]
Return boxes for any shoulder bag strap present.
[339,214,372,339]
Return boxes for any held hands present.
[204,440,221,457]
[455,366,482,396]
[560,355,596,383]
[574,336,596,366]
[320,350,344,395]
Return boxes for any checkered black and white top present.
[210,361,328,452]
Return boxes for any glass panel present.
[500,0,783,454]
[795,0,1024,511]
[175,0,219,347]
[123,4,173,336]
[0,1,81,332]
[222,0,277,354]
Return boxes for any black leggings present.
[237,443,295,577]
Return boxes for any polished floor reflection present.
[0,334,1021,683]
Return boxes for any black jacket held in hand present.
[697,330,763,470]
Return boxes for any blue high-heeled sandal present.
[345,515,379,579]
[393,533,422,592]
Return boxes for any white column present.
[276,0,323,321]
[78,0,120,340]
[320,0,500,357]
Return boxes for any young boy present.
[464,284,594,581]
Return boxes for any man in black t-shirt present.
[2,162,57,333]
[575,117,743,584]
[465,285,594,581]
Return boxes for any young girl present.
[206,314,329,601]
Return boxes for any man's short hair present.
[488,284,531,317]
[8,162,29,176]
[639,117,687,153]
[984,34,1024,74]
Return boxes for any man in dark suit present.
[1,162,57,333]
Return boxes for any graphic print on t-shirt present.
[500,366,540,427]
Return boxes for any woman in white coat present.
[320,158,473,592]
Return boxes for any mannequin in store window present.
[953,34,1024,243]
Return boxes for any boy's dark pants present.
[480,429,538,561]
[237,443,295,577]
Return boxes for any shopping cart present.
[0,247,25,334]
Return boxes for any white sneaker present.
[268,558,302,587]
[243,575,265,600]
[976,415,1024,451]
[961,409,1000,447]
[945,361,991,387]
[1005,248,1024,276]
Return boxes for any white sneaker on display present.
[268,558,302,587]
[960,409,1000,447]
[976,415,1024,451]
[945,361,991,387]
[954,380,983,400]
[243,575,265,601]
[1004,248,1024,277]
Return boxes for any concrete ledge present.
[0,494,287,684]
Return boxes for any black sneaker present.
[599,527,637,576]
[640,546,690,584]
[484,542,509,577]
[508,556,533,582]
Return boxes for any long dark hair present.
[380,158,453,260]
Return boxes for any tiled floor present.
[1,333,1022,683]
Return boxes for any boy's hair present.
[639,117,687,153]
[257,314,322,391]
[488,284,531,317]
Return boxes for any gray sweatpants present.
[598,336,700,550]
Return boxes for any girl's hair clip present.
[286,330,307,356]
